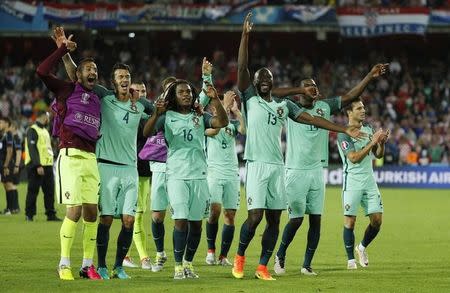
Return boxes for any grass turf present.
[1,184,449,292]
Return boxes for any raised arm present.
[272,87,309,98]
[229,96,246,135]
[52,27,77,82]
[143,99,167,137]
[238,12,253,92]
[346,129,383,163]
[341,63,388,107]
[295,112,364,140]
[199,57,214,107]
[205,86,229,128]
[36,44,73,93]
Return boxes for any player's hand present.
[203,83,219,100]
[3,167,9,176]
[223,90,236,111]
[193,102,204,116]
[64,34,77,52]
[379,129,390,144]
[13,166,19,175]
[52,27,76,52]
[243,12,253,35]
[37,166,44,176]
[370,63,389,78]
[155,98,167,116]
[230,100,240,114]
[202,57,213,76]
[304,86,318,98]
[345,126,367,140]
[130,88,139,103]
[371,128,384,144]
[51,27,66,48]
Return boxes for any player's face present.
[113,69,131,96]
[301,79,319,101]
[349,101,366,122]
[0,120,5,131]
[130,83,147,100]
[175,83,193,108]
[254,69,273,95]
[78,61,98,90]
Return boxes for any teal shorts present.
[98,163,138,217]
[167,178,210,221]
[207,176,240,210]
[245,161,286,210]
[150,171,169,211]
[285,168,325,219]
[342,187,384,216]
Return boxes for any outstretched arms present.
[341,63,389,107]
[295,112,365,140]
[237,12,253,92]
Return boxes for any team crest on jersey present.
[345,204,350,211]
[192,116,200,128]
[276,107,284,118]
[65,192,70,199]
[130,102,137,112]
[341,141,350,150]
[316,108,324,117]
[225,127,232,136]
[81,93,90,104]
[247,197,252,206]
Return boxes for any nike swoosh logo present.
[174,249,184,253]
[63,235,73,239]
[171,119,178,122]
[90,238,96,241]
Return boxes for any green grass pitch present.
[1,184,449,292]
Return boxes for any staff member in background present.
[24,111,61,222]
[2,121,23,214]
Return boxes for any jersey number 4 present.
[123,112,129,124]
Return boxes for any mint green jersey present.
[285,97,341,170]
[337,124,377,191]
[155,111,212,179]
[96,95,150,166]
[206,120,240,179]
[240,85,304,164]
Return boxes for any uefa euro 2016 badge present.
[276,107,284,118]
[316,108,324,117]
[192,116,200,128]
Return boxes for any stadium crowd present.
[1,39,448,166]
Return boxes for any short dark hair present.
[110,63,131,83]
[77,58,96,73]
[343,97,363,115]
[0,116,11,126]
